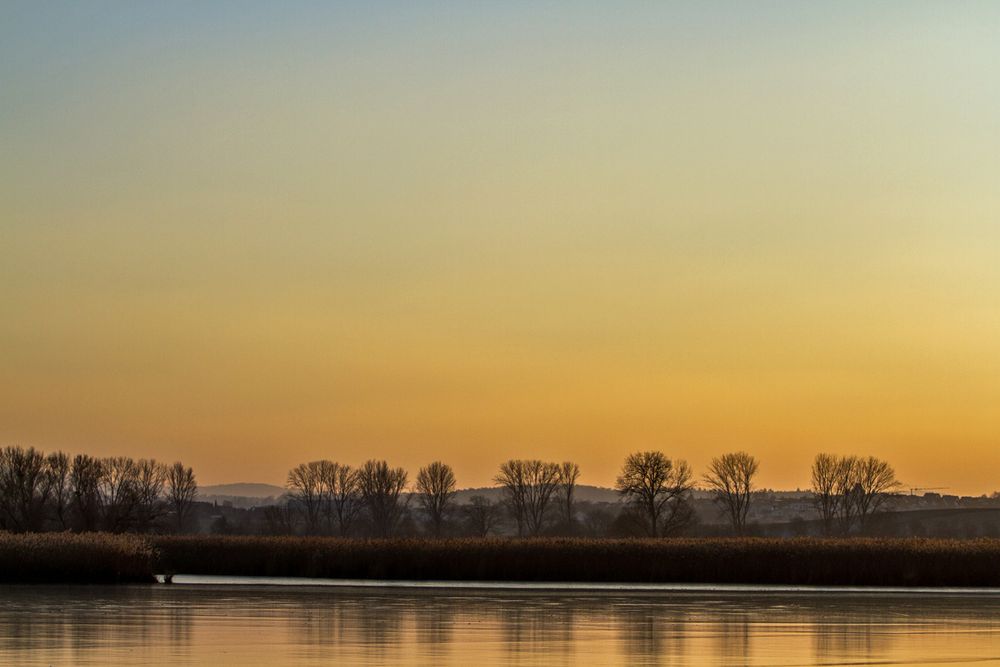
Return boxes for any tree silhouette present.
[494,459,561,537]
[703,451,758,535]
[319,462,362,537]
[45,452,71,530]
[417,461,457,537]
[357,460,409,537]
[615,451,693,537]
[167,462,197,533]
[287,461,326,534]
[813,453,900,534]
[557,462,581,533]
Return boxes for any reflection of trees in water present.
[671,597,891,665]
[161,593,194,650]
[805,598,1000,664]
[413,596,456,646]
[0,586,194,663]
[498,597,577,666]
[8,587,1000,666]
[290,594,408,662]
[353,597,407,652]
[810,601,899,663]
[616,602,689,666]
[287,592,580,665]
[274,592,1000,666]
[69,587,152,653]
[289,595,354,647]
[712,610,752,663]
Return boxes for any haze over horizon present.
[3,3,1000,495]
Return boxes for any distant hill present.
[200,483,286,499]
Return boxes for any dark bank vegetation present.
[0,532,155,583]
[152,536,1000,587]
[5,532,1000,586]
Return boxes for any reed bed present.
[0,532,156,583]
[152,536,1000,587]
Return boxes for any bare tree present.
[615,451,694,537]
[167,462,198,533]
[357,460,409,537]
[320,463,362,536]
[463,495,504,537]
[98,457,140,532]
[494,459,561,536]
[0,446,52,532]
[703,451,759,535]
[811,453,843,535]
[833,455,861,532]
[557,461,581,533]
[134,459,167,532]
[494,460,528,535]
[71,454,103,531]
[310,460,336,534]
[853,456,900,528]
[813,453,899,534]
[416,461,457,537]
[45,451,72,530]
[287,461,325,534]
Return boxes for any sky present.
[2,2,1000,493]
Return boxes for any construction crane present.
[909,487,949,496]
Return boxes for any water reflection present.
[810,602,894,663]
[2,584,1000,665]
[712,610,752,664]
[617,603,684,664]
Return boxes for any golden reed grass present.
[4,533,997,586]
[0,532,155,583]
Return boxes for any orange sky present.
[2,4,1000,493]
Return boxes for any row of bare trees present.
[282,451,899,538]
[493,460,580,536]
[284,459,456,537]
[490,452,758,538]
[0,446,198,533]
[284,457,574,538]
[812,453,900,534]
[613,450,899,537]
[3,442,898,537]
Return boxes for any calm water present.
[3,579,1000,666]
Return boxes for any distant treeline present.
[0,445,902,539]
[271,452,901,539]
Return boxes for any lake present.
[2,579,1000,665]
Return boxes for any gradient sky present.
[3,2,1000,493]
